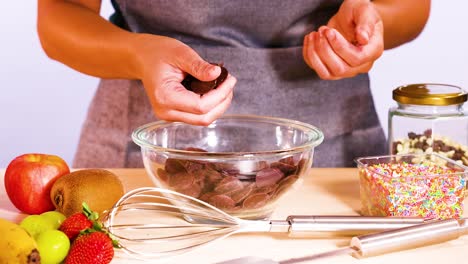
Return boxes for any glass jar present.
[388,83,468,166]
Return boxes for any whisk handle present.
[350,218,466,258]
[272,215,425,236]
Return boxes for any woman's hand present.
[135,35,236,126]
[303,0,384,80]
[38,0,236,126]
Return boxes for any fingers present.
[140,37,235,126]
[162,90,233,126]
[174,45,221,82]
[326,26,383,66]
[304,27,352,80]
[303,32,331,79]
[156,79,235,126]
[161,74,235,113]
[153,74,237,125]
[197,74,236,113]
[352,2,380,45]
[315,27,351,79]
[326,0,381,46]
[303,25,381,80]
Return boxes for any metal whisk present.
[101,187,425,260]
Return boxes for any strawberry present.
[59,203,99,240]
[59,212,93,240]
[65,231,114,264]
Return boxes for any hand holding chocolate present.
[182,63,228,95]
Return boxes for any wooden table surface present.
[1,168,467,264]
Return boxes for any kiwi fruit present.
[50,169,125,217]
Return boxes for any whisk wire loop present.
[102,187,245,259]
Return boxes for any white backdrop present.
[1,1,467,168]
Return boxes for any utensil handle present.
[280,215,425,236]
[350,218,463,258]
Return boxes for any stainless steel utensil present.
[217,218,468,264]
[102,187,424,260]
[350,217,468,258]
[216,247,355,264]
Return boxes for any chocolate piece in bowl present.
[230,183,255,204]
[176,182,202,199]
[254,184,279,195]
[214,176,244,195]
[208,194,236,210]
[132,115,323,219]
[156,168,169,182]
[199,191,218,203]
[183,160,205,174]
[168,171,194,189]
[164,158,187,174]
[198,168,223,192]
[243,193,270,209]
[255,167,285,188]
[202,168,223,184]
[270,161,297,175]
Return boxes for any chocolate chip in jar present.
[182,63,228,95]
[392,129,468,166]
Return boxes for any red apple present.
[4,153,70,214]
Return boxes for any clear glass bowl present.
[355,153,468,220]
[132,115,324,219]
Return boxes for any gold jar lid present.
[393,83,467,106]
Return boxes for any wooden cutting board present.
[1,168,467,264]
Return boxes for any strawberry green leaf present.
[93,221,103,232]
[82,202,99,221]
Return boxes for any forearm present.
[372,0,431,49]
[37,0,142,79]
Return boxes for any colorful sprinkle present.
[359,161,467,219]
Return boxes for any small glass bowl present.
[355,153,468,220]
[132,115,324,219]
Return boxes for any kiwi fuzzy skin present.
[50,169,125,217]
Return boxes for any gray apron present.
[73,0,386,168]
